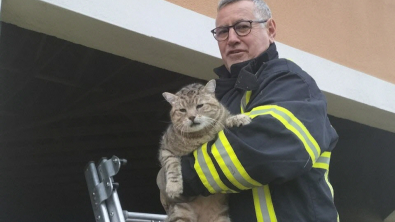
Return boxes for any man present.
[159,0,339,221]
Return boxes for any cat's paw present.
[226,114,251,128]
[166,181,183,199]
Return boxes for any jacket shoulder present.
[265,58,305,76]
[261,58,324,100]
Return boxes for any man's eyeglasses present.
[211,20,268,41]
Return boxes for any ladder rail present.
[85,156,167,222]
[124,211,167,222]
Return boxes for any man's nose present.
[227,28,240,44]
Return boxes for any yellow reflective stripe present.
[253,188,264,222]
[313,163,329,170]
[321,152,331,158]
[217,131,262,187]
[246,91,252,103]
[325,170,334,197]
[245,105,321,162]
[253,186,277,222]
[313,151,331,170]
[241,90,252,113]
[325,167,338,222]
[194,144,236,194]
[212,143,247,190]
[200,144,236,193]
[315,151,334,196]
[250,106,320,161]
[264,186,277,222]
[212,131,262,190]
[245,90,252,110]
[313,152,338,221]
[193,147,216,194]
[241,95,245,113]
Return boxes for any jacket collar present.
[214,43,279,91]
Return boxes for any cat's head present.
[163,80,223,133]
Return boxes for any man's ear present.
[162,92,177,105]
[267,18,276,43]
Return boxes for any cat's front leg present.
[161,149,184,198]
[166,173,183,199]
[225,114,251,128]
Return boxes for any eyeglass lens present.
[214,21,252,40]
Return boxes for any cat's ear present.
[162,92,178,105]
[204,79,216,94]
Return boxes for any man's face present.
[215,1,276,71]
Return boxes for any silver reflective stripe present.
[316,156,330,165]
[313,152,331,170]
[253,186,277,222]
[241,92,247,113]
[249,108,320,161]
[256,187,272,222]
[196,148,224,193]
[241,90,252,113]
[214,139,257,189]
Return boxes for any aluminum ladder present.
[85,156,167,222]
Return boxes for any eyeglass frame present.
[211,20,268,41]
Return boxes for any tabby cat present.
[159,80,251,222]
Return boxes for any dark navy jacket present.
[181,43,339,222]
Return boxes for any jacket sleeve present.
[181,70,338,196]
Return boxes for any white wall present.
[2,0,395,132]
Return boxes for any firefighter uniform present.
[181,43,339,222]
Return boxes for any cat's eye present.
[196,104,204,109]
[179,108,187,112]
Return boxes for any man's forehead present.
[215,2,255,26]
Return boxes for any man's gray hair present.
[217,0,272,20]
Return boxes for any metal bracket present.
[97,156,124,179]
[85,156,167,222]
[85,161,111,222]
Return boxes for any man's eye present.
[216,28,228,35]
[236,24,250,32]
[196,104,203,109]
[179,109,187,112]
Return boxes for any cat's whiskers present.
[206,116,225,131]
[181,125,188,142]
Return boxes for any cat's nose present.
[189,116,196,122]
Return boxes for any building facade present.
[1,0,394,221]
